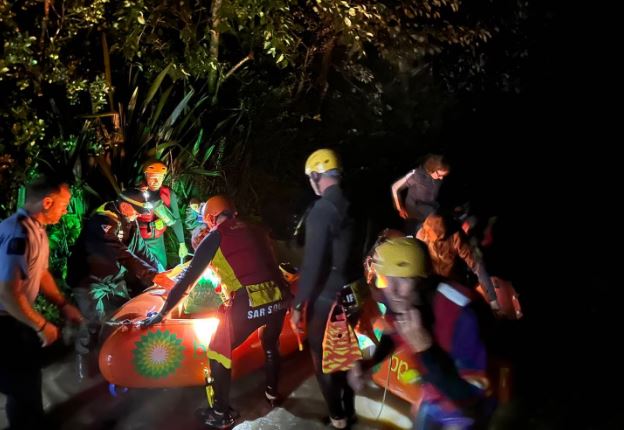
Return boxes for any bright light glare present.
[193,317,220,346]
[201,265,221,286]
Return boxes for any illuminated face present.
[145,173,165,191]
[430,169,449,180]
[204,213,218,229]
[378,275,417,314]
[41,185,71,225]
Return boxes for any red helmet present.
[204,195,236,219]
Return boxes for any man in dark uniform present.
[0,178,83,429]
[141,195,289,429]
[136,160,188,269]
[290,149,362,429]
[69,189,159,376]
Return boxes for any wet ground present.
[1,348,413,430]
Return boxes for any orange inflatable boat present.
[98,263,303,388]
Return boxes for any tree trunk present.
[316,37,336,116]
[207,0,223,98]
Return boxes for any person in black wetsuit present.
[290,148,363,429]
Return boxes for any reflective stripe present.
[437,283,470,307]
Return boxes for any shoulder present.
[0,212,26,236]
[309,197,340,221]
[0,213,27,257]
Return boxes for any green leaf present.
[96,300,105,316]
[191,129,204,156]
[201,144,215,165]
[162,88,194,130]
[186,168,221,177]
[142,63,173,113]
[127,86,140,124]
[82,183,101,198]
[92,290,107,299]
[149,85,174,129]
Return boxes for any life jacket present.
[136,185,172,239]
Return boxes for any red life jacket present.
[211,218,282,295]
[390,282,488,408]
[137,185,172,239]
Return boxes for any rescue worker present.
[391,154,450,234]
[69,189,160,376]
[348,237,491,429]
[185,197,206,231]
[140,195,289,429]
[0,178,83,429]
[136,160,188,269]
[416,212,500,314]
[290,149,363,430]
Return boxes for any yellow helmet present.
[304,149,341,176]
[144,161,168,175]
[372,237,428,280]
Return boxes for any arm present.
[39,270,68,307]
[0,237,45,330]
[454,233,497,303]
[96,220,158,286]
[419,344,482,404]
[40,270,84,324]
[168,191,186,244]
[130,223,160,271]
[360,333,397,372]
[419,307,485,404]
[0,272,46,332]
[0,275,61,345]
[391,171,413,218]
[347,331,397,392]
[159,230,221,315]
[293,203,331,307]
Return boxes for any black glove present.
[139,310,164,328]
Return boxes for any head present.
[117,188,151,222]
[420,212,450,242]
[24,178,71,225]
[423,154,450,181]
[372,237,429,314]
[189,197,201,213]
[143,161,168,191]
[304,148,342,196]
[203,195,236,229]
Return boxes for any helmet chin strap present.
[309,172,322,196]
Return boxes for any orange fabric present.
[321,302,362,373]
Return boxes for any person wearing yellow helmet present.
[135,160,188,269]
[291,148,364,429]
[140,195,290,428]
[349,237,493,429]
